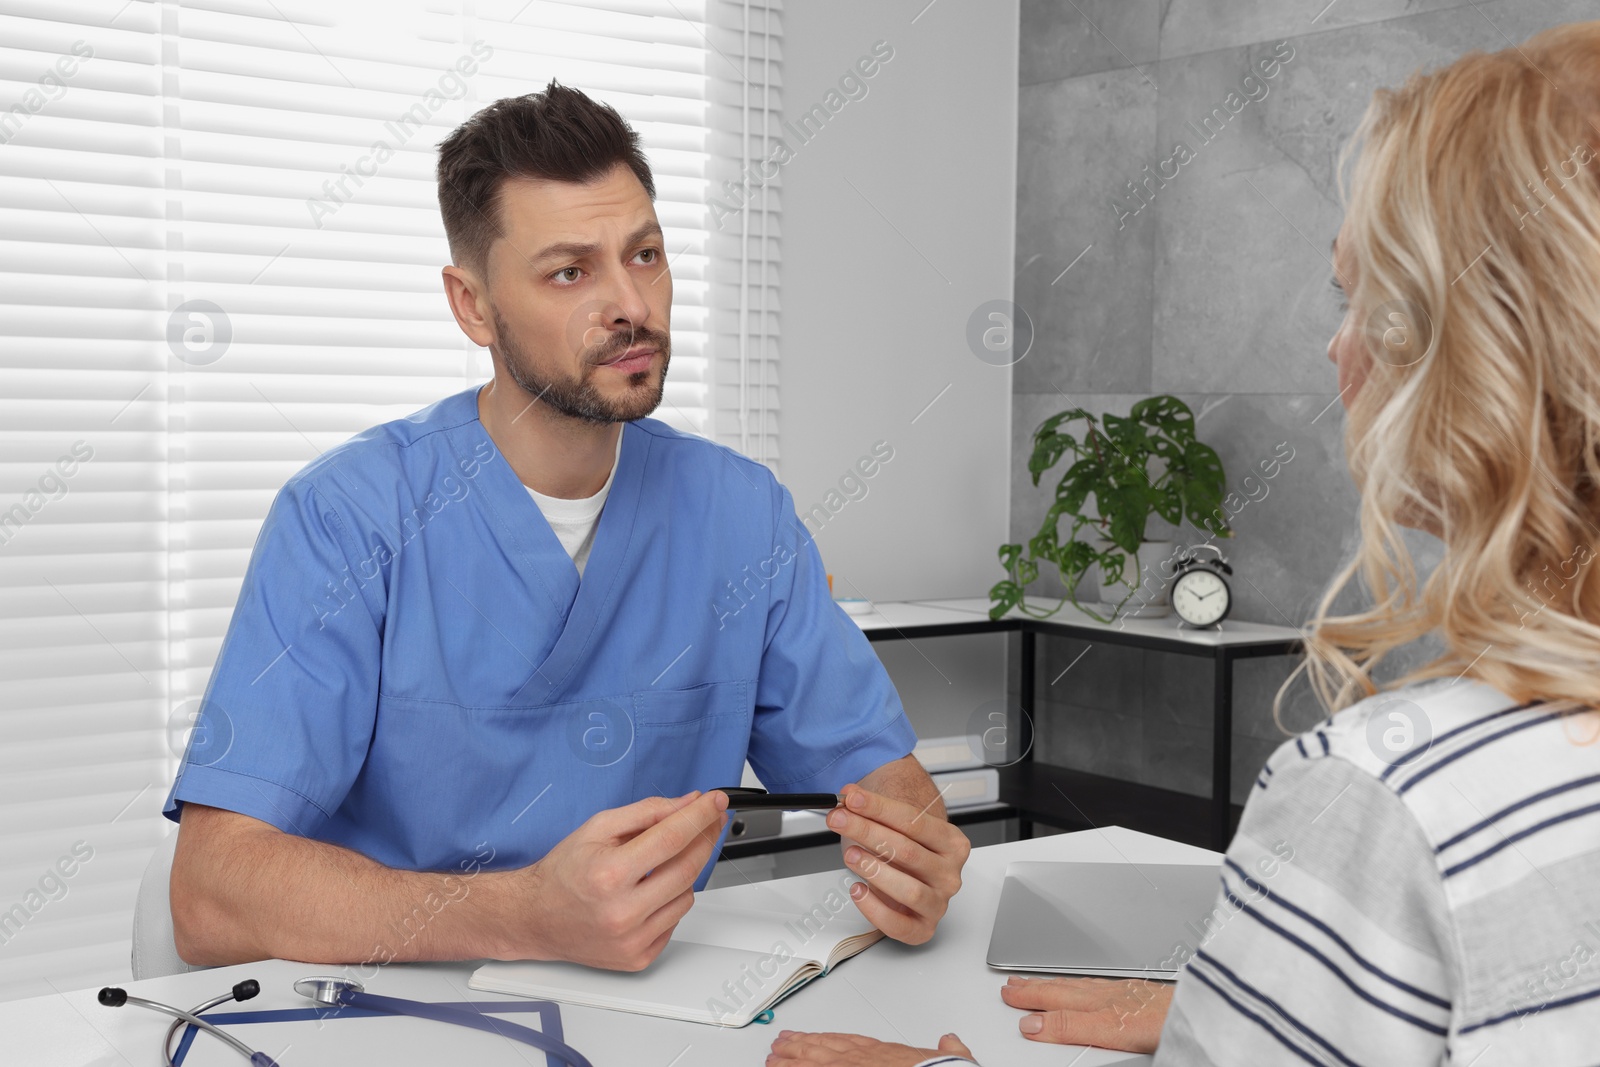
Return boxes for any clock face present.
[1172,567,1231,626]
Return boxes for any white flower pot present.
[1090,537,1176,618]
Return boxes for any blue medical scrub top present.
[162,386,916,889]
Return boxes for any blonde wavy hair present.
[1283,20,1600,726]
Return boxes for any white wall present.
[779,0,1017,600]
[779,0,1019,739]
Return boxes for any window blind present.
[707,0,781,469]
[0,0,777,1002]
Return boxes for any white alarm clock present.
[1170,544,1233,628]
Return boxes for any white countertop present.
[850,596,1304,648]
[5,825,1218,1067]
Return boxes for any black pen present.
[711,787,844,811]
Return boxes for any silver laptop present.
[986,860,1224,980]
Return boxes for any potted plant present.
[990,395,1231,623]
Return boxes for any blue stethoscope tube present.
[99,975,595,1067]
[295,976,594,1067]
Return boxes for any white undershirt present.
[522,432,622,578]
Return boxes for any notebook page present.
[670,902,811,958]
[469,939,815,1026]
[691,872,881,964]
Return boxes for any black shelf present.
[997,762,1243,852]
[862,617,1022,642]
[716,602,1299,861]
[876,604,1298,850]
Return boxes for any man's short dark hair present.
[436,80,655,275]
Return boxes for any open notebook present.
[469,871,883,1027]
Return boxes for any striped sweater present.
[914,677,1600,1067]
[1156,677,1600,1065]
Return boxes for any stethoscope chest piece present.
[292,975,362,1006]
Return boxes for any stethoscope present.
[99,975,595,1067]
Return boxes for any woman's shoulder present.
[1311,677,1554,777]
[1292,678,1586,780]
[1261,677,1600,863]
[1242,683,1600,1047]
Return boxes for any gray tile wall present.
[1009,0,1591,805]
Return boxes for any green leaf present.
[1132,395,1195,440]
[1182,439,1225,484]
[1056,538,1096,578]
[1054,457,1101,516]
[1035,408,1091,438]
[1028,525,1059,564]
[1098,419,1145,466]
[1100,485,1145,551]
[1109,463,1151,490]
[1097,547,1129,587]
[1178,441,1228,531]
[1151,485,1184,526]
[988,579,1023,619]
[1027,430,1074,485]
[1147,434,1185,463]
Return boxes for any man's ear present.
[442,263,495,348]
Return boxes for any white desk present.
[852,596,1305,648]
[5,826,1218,1067]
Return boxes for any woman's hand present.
[767,1030,976,1066]
[761,975,1173,1065]
[1001,975,1172,1052]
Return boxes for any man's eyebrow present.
[529,222,664,266]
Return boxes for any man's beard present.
[491,305,671,425]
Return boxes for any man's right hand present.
[170,791,728,970]
[498,789,729,970]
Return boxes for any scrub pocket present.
[631,680,752,799]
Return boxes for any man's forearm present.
[170,804,521,967]
[844,753,948,865]
[858,754,947,821]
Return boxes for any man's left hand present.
[826,783,970,944]
[767,1030,975,1066]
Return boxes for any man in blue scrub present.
[164,82,970,973]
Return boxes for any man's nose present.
[598,270,651,334]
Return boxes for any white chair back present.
[131,830,209,980]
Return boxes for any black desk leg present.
[1018,627,1036,840]
[1211,646,1234,850]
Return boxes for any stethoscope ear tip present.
[97,987,127,1007]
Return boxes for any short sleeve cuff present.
[165,763,332,838]
[764,711,918,793]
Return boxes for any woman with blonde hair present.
[769,18,1600,1067]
